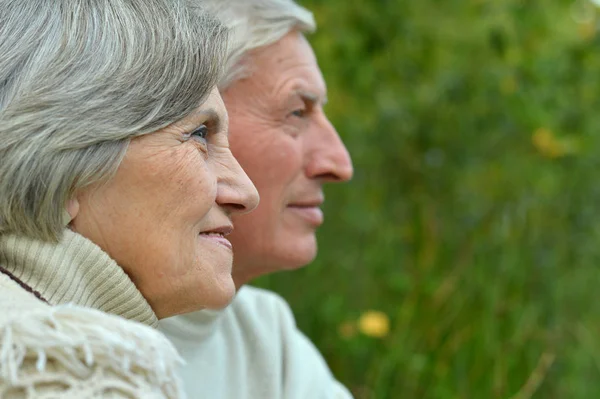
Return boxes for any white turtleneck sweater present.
[159,286,353,399]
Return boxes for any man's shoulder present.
[231,287,355,398]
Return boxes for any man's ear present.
[63,198,80,226]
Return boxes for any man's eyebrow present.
[296,90,328,106]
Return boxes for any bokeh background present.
[254,0,600,397]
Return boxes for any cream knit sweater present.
[0,230,185,398]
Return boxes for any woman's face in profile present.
[71,87,259,318]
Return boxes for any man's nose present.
[304,113,354,183]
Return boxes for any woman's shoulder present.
[0,274,185,398]
[0,273,48,323]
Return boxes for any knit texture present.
[0,231,183,398]
[159,286,354,399]
[0,274,185,398]
[0,229,157,327]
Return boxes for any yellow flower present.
[532,128,579,159]
[358,311,390,338]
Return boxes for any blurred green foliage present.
[254,0,600,397]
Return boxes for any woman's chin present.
[201,272,237,310]
[152,271,236,318]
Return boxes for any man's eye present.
[189,124,209,143]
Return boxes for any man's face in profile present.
[222,31,353,284]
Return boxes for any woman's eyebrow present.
[195,108,224,133]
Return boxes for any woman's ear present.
[63,198,80,226]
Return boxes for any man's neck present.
[232,258,271,289]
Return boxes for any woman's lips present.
[286,205,324,226]
[199,232,233,250]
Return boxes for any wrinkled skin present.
[222,31,354,286]
[72,88,259,318]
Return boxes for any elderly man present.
[159,0,354,397]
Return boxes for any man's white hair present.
[0,0,228,241]
[198,0,316,89]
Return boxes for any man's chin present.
[231,233,318,286]
[277,235,318,270]
[283,252,317,270]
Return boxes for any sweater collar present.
[159,307,224,340]
[0,229,158,327]
[157,289,254,340]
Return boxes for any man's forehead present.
[250,31,317,74]
[234,31,328,106]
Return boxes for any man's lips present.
[287,194,324,209]
[286,204,324,226]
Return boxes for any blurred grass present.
[252,0,600,397]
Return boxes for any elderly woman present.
[159,0,354,398]
[0,0,258,397]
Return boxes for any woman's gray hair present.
[0,0,229,241]
[197,0,316,89]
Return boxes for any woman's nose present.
[216,150,259,215]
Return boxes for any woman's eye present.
[189,124,209,143]
[290,109,306,118]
